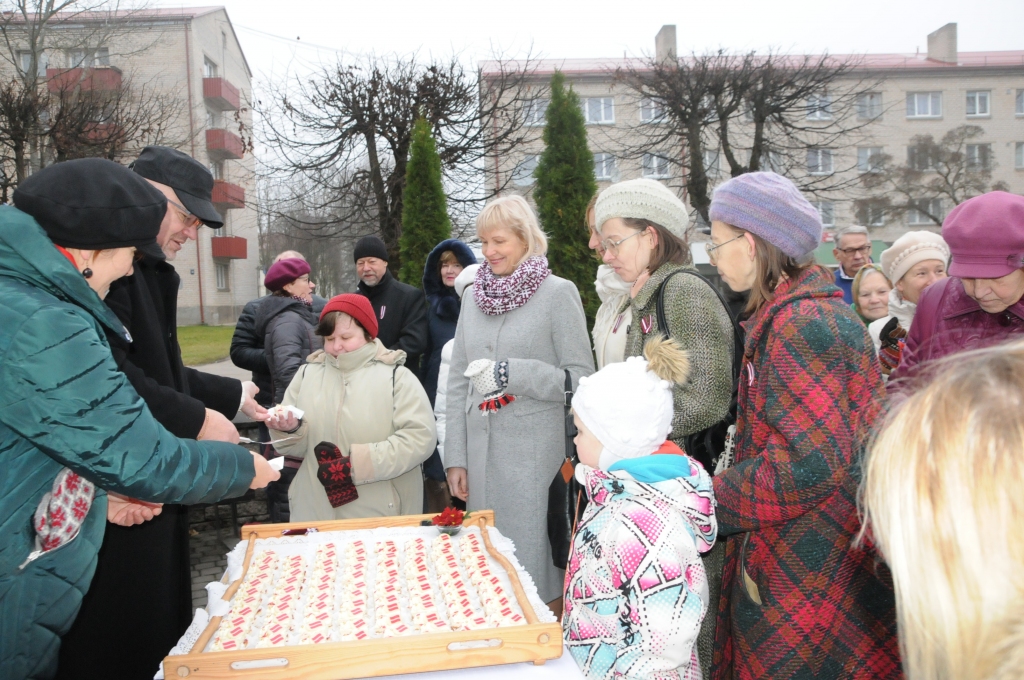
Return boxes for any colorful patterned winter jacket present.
[711,266,900,679]
[563,447,717,680]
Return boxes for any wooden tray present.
[162,510,563,679]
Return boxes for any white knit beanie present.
[594,178,688,238]
[572,356,675,470]
[879,231,950,285]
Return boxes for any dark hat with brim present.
[129,146,224,229]
[13,158,166,251]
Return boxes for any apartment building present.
[486,23,1024,247]
[4,6,259,325]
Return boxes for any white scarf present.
[592,265,632,369]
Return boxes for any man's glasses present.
[836,245,872,256]
[167,198,202,228]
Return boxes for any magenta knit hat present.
[942,192,1024,279]
[708,172,822,259]
[264,257,310,291]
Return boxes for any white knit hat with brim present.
[880,231,950,285]
[572,356,675,470]
[595,178,688,238]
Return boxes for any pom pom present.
[642,335,691,384]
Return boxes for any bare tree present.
[615,50,879,224]
[259,52,539,270]
[860,124,1009,225]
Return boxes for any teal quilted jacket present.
[0,206,255,680]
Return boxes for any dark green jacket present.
[0,206,255,680]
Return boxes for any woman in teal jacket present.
[0,159,278,680]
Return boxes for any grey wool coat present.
[445,274,595,602]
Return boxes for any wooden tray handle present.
[189,531,258,654]
[473,516,540,625]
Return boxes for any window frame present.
[856,200,886,227]
[806,148,834,176]
[1016,90,1024,116]
[203,56,219,78]
[511,154,540,187]
[703,148,721,177]
[593,152,616,181]
[215,261,230,291]
[639,97,665,123]
[907,145,935,172]
[965,143,992,171]
[906,91,943,119]
[523,98,548,127]
[965,90,990,118]
[1015,142,1024,170]
[806,93,833,121]
[810,200,835,228]
[856,92,883,120]
[584,97,615,125]
[907,198,943,225]
[641,153,671,179]
[857,146,884,174]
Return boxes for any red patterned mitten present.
[314,441,358,508]
[878,317,907,376]
[34,467,95,553]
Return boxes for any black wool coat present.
[356,269,429,379]
[56,254,243,680]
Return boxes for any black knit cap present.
[13,158,166,251]
[129,146,224,229]
[353,235,389,263]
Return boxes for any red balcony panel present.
[211,236,247,259]
[212,180,245,210]
[203,77,240,111]
[46,66,122,93]
[83,122,120,141]
[206,128,244,160]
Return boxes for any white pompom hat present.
[572,355,675,470]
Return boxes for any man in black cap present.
[56,146,269,680]
[354,235,429,378]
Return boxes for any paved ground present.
[190,357,251,382]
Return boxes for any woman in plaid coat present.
[704,173,901,679]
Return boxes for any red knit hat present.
[264,257,310,291]
[319,294,378,339]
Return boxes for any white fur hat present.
[572,355,675,470]
[595,178,688,238]
[880,231,950,285]
[454,264,479,298]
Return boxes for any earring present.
[82,267,93,279]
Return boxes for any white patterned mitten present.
[33,467,95,555]
[465,359,514,413]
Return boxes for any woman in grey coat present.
[445,195,595,606]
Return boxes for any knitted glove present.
[878,317,907,376]
[313,441,359,508]
[465,358,514,413]
[34,467,95,553]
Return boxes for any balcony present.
[203,77,240,111]
[206,128,244,160]
[46,66,122,93]
[211,236,247,259]
[211,180,244,210]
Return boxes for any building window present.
[907,145,935,171]
[642,153,671,179]
[215,262,230,290]
[966,143,992,171]
[67,47,109,68]
[806,93,833,120]
[908,198,943,225]
[205,108,221,129]
[1017,90,1024,116]
[209,160,224,180]
[857,147,884,173]
[856,92,882,120]
[811,201,835,228]
[584,97,614,125]
[512,154,539,187]
[203,57,219,78]
[639,98,665,123]
[523,98,548,126]
[703,148,721,177]
[18,50,48,76]
[762,150,784,174]
[593,153,616,181]
[907,92,942,118]
[965,91,990,117]
[856,200,886,227]
[806,148,834,175]
[1016,142,1024,169]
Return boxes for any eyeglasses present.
[167,198,202,228]
[836,245,872,256]
[704,234,744,264]
[598,230,642,255]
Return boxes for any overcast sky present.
[154,0,1024,83]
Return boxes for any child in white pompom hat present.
[562,336,717,680]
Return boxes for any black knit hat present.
[129,146,224,229]
[353,235,389,263]
[13,158,166,251]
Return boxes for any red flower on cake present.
[431,507,467,526]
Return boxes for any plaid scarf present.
[473,255,550,315]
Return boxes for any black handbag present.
[546,369,588,570]
[655,269,744,475]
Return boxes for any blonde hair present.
[475,195,548,258]
[851,264,891,314]
[861,341,1024,680]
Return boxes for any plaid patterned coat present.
[711,266,901,679]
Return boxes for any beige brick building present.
[485,23,1024,248]
[4,6,259,324]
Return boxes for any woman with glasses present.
[585,192,633,369]
[705,172,898,679]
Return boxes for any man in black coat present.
[353,235,429,377]
[56,147,269,680]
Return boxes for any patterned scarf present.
[291,295,312,308]
[474,255,551,316]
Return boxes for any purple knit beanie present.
[708,172,822,259]
[264,257,310,291]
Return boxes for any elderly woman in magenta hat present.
[889,192,1024,394]
[705,172,899,679]
[266,293,436,520]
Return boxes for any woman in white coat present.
[445,196,595,607]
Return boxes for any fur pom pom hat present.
[572,336,690,470]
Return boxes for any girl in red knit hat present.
[265,294,437,520]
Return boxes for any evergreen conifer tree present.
[533,71,599,322]
[399,117,452,286]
